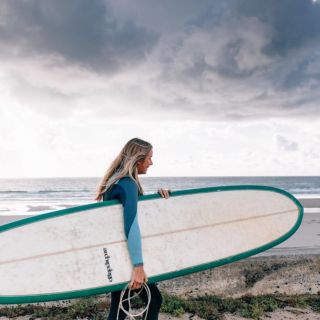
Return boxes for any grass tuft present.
[242,261,289,287]
[0,293,318,319]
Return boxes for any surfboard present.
[0,185,303,304]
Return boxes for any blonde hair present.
[95,138,152,201]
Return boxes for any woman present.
[95,137,170,320]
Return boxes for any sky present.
[0,0,320,178]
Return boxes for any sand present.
[298,198,320,208]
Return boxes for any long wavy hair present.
[95,138,152,201]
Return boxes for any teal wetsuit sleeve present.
[117,178,143,267]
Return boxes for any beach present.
[0,184,319,319]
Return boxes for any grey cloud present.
[234,0,320,93]
[10,75,76,117]
[304,150,319,159]
[274,54,320,92]
[276,135,299,152]
[236,0,320,56]
[213,39,257,78]
[0,0,157,72]
[173,0,320,78]
[145,0,320,120]
[2,0,320,122]
[280,60,310,90]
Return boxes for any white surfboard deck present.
[0,185,303,304]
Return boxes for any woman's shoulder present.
[117,176,138,190]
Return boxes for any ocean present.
[0,176,319,255]
[0,176,319,215]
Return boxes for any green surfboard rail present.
[0,185,303,304]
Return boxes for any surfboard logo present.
[103,248,113,282]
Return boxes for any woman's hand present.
[158,188,171,199]
[130,265,148,290]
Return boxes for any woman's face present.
[137,149,153,174]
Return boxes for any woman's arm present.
[117,178,143,266]
[117,178,147,289]
[116,179,171,289]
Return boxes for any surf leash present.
[117,283,151,319]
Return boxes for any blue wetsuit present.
[103,176,162,320]
[103,176,143,266]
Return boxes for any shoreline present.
[0,196,319,215]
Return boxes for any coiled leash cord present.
[117,283,151,320]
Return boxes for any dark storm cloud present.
[0,0,157,72]
[236,0,320,56]
[168,0,320,79]
[1,0,320,121]
[234,0,320,93]
[140,0,320,119]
